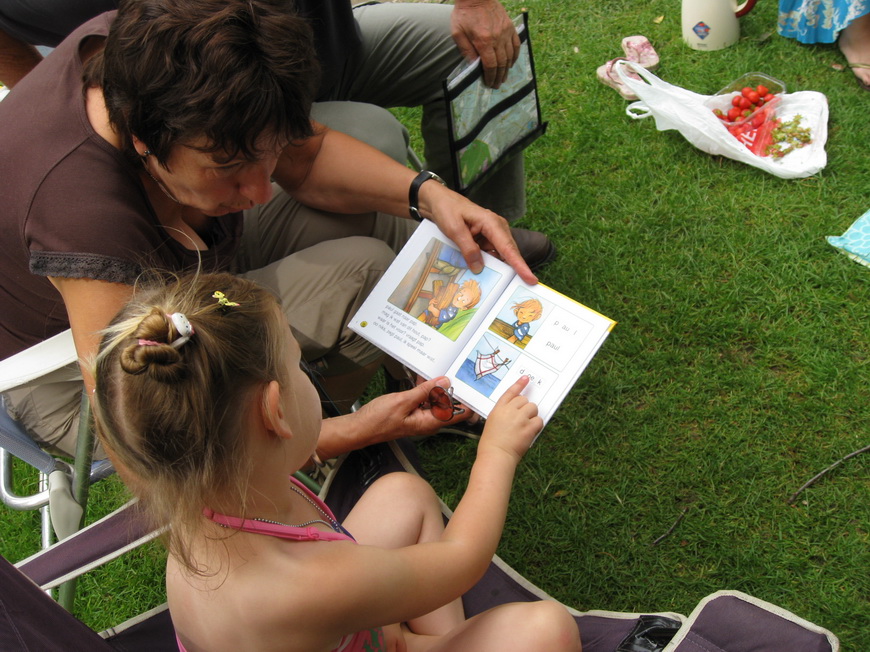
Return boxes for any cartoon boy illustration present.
[506,298,543,344]
[419,279,481,330]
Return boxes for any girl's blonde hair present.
[92,272,288,571]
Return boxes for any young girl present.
[93,272,581,652]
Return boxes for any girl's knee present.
[508,601,581,651]
[537,601,580,651]
[370,471,437,503]
[351,472,443,546]
[367,472,442,522]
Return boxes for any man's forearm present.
[277,127,417,218]
[316,411,382,462]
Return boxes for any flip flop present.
[596,58,639,100]
[622,35,660,71]
[848,62,870,91]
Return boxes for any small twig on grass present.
[652,507,689,546]
[787,443,870,505]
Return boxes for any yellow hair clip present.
[212,291,240,308]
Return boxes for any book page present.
[349,221,515,380]
[445,277,615,425]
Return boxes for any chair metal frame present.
[0,329,114,609]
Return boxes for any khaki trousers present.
[318,1,527,220]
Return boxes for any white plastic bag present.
[613,60,828,179]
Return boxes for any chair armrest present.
[0,330,80,393]
[16,499,161,589]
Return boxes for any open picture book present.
[349,221,616,427]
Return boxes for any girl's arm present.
[280,377,541,641]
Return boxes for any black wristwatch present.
[408,170,446,221]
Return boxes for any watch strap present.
[408,170,445,221]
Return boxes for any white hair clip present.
[168,313,195,349]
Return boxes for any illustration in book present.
[455,333,513,398]
[489,293,544,347]
[388,238,502,342]
[350,221,615,428]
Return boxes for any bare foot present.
[838,11,870,89]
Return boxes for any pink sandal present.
[621,35,660,71]
[597,36,659,100]
[595,58,640,100]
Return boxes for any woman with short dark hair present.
[0,0,539,461]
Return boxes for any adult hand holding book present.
[413,178,538,284]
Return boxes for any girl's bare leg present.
[405,601,581,652]
[341,472,465,635]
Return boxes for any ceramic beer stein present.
[682,0,758,50]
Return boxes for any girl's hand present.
[479,376,541,463]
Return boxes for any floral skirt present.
[778,0,870,43]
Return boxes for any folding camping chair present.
[2,438,840,652]
[0,329,115,609]
[6,499,175,651]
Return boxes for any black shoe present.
[510,228,557,272]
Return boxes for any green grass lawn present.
[420,0,868,645]
[2,0,867,647]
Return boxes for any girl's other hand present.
[479,376,541,463]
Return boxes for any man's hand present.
[418,181,537,285]
[451,0,520,88]
[354,376,470,441]
[276,124,538,285]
